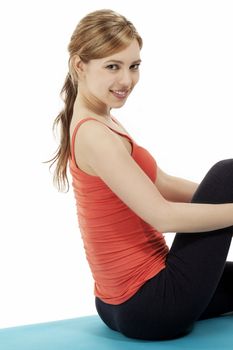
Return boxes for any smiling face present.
[75,39,141,115]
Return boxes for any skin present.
[71,39,198,204]
[70,38,233,234]
[73,39,141,120]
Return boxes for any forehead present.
[92,39,141,65]
[104,39,141,61]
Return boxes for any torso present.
[70,115,133,176]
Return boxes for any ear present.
[73,55,86,78]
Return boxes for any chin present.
[111,101,127,109]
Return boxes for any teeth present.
[113,91,127,95]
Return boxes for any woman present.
[49,9,233,340]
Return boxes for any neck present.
[74,91,111,120]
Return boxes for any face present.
[76,39,141,113]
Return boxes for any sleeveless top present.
[69,116,169,305]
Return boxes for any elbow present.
[153,200,174,233]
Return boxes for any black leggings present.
[95,159,233,340]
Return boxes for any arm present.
[112,119,198,203]
[155,166,199,203]
[79,121,233,234]
[113,117,198,203]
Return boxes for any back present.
[69,117,169,304]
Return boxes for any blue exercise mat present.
[0,314,232,350]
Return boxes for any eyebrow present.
[104,59,142,64]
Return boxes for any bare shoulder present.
[71,118,128,176]
[73,118,119,141]
[79,119,126,156]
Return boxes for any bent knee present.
[192,158,233,203]
[210,158,233,174]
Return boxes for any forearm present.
[155,170,199,203]
[163,175,198,203]
[159,201,233,234]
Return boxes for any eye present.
[106,64,119,70]
[130,63,140,70]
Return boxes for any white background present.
[0,0,233,329]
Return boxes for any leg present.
[96,159,233,340]
[155,159,233,336]
[198,261,233,320]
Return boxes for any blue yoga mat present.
[0,314,232,350]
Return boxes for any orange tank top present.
[69,116,169,305]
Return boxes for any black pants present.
[95,159,233,340]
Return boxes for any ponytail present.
[47,9,142,192]
[47,74,77,192]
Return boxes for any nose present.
[118,68,133,88]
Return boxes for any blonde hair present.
[48,9,143,192]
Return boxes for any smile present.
[110,90,129,99]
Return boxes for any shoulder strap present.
[70,117,102,163]
[70,117,134,162]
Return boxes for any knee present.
[204,159,233,185]
[210,159,233,174]
[191,158,233,203]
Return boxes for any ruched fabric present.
[69,117,169,304]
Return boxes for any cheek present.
[95,78,114,94]
[89,72,112,91]
[134,73,140,85]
